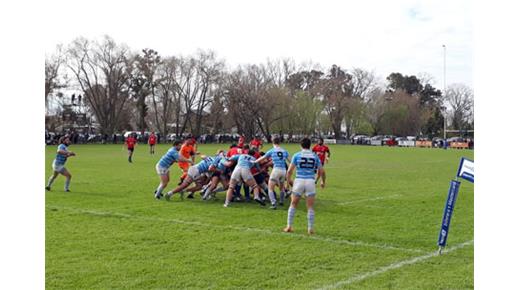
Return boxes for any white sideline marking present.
[316,240,474,290]
[338,194,402,205]
[47,205,426,253]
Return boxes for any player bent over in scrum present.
[223,148,265,207]
[165,155,216,200]
[284,138,325,235]
[46,136,76,192]
[254,136,289,209]
[202,152,231,200]
[154,141,194,200]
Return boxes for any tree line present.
[45,35,474,140]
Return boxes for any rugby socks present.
[287,207,296,227]
[64,178,71,191]
[213,186,225,193]
[307,209,315,231]
[47,176,56,188]
[156,184,165,196]
[268,190,277,206]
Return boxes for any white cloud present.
[44,0,472,88]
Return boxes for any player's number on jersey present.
[276,151,284,160]
[299,157,316,169]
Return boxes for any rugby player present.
[284,138,325,235]
[254,136,289,209]
[154,141,194,200]
[46,136,76,192]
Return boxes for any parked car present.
[370,135,383,146]
[351,135,368,145]
[382,135,397,146]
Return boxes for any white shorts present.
[292,178,316,197]
[187,166,202,180]
[230,167,254,183]
[155,164,170,176]
[269,167,286,184]
[52,161,66,173]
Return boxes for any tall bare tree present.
[67,36,131,135]
[45,45,67,112]
[130,48,161,134]
[152,56,180,136]
[445,83,474,130]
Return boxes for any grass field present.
[45,143,474,289]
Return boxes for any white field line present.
[47,205,426,253]
[316,240,474,290]
[338,194,402,205]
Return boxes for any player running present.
[148,132,157,154]
[165,155,216,200]
[312,138,330,183]
[154,141,194,200]
[223,148,265,207]
[125,133,137,163]
[46,136,76,192]
[254,137,289,209]
[284,138,325,235]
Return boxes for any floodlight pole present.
[443,45,447,140]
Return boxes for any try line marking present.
[316,239,474,290]
[46,205,426,254]
[338,194,402,205]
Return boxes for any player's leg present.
[155,165,170,199]
[284,193,301,232]
[166,176,194,200]
[178,163,189,185]
[46,171,59,191]
[278,178,287,206]
[244,178,265,206]
[203,175,219,200]
[60,168,72,192]
[186,176,206,198]
[223,179,237,207]
[267,179,278,208]
[128,148,133,163]
[306,194,316,235]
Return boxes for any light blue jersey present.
[196,156,215,173]
[212,155,227,172]
[229,154,257,169]
[158,147,180,168]
[54,144,69,165]
[264,146,289,169]
[291,149,322,179]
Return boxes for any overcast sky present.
[45,0,472,89]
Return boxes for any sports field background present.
[45,144,473,289]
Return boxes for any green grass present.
[45,144,473,289]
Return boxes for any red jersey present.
[251,153,267,175]
[126,137,137,149]
[312,144,330,164]
[226,147,244,157]
[238,136,245,148]
[148,134,156,145]
[250,138,262,148]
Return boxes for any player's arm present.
[286,163,296,187]
[224,155,239,167]
[178,155,194,164]
[58,150,75,157]
[254,151,270,164]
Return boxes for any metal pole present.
[443,45,447,140]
